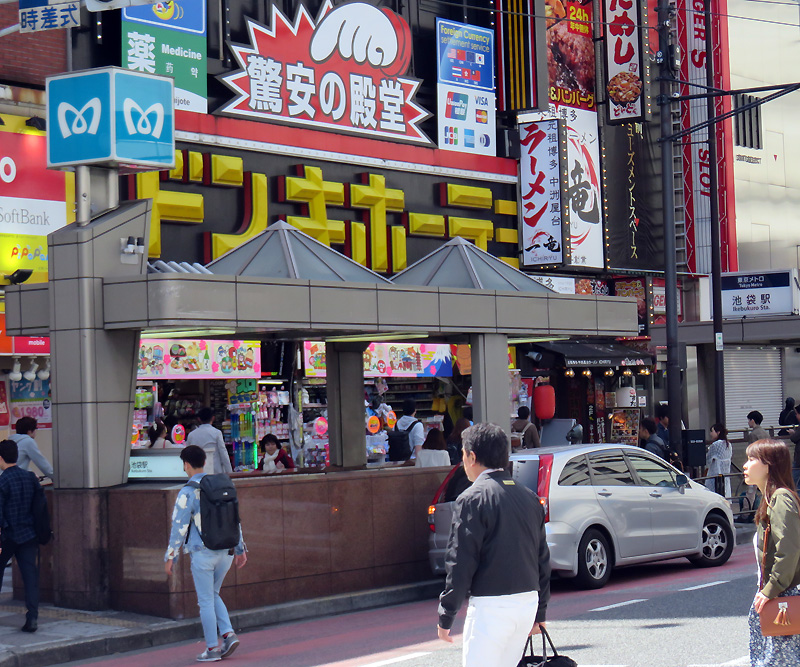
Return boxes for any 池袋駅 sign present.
[220,1,432,144]
[721,270,799,318]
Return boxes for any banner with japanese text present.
[436,19,496,156]
[221,2,431,145]
[546,0,596,112]
[603,0,648,123]
[9,378,51,429]
[122,0,207,113]
[304,342,453,378]
[519,119,566,266]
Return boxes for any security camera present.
[525,351,543,363]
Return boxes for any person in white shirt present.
[395,399,425,459]
[9,417,53,479]
[185,408,233,474]
[415,428,452,468]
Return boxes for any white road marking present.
[687,658,749,667]
[358,653,432,666]
[588,599,647,612]
[680,580,729,591]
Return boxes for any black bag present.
[31,477,52,546]
[186,474,240,551]
[518,628,577,667]
[387,420,420,461]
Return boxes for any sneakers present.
[196,648,222,662]
[221,633,240,658]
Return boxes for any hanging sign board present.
[721,270,799,318]
[602,0,649,123]
[138,339,262,379]
[304,341,453,378]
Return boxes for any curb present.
[0,580,444,667]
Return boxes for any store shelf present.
[384,389,433,394]
[302,403,328,408]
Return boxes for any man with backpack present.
[165,445,247,662]
[388,399,425,461]
[0,439,44,632]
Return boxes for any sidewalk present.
[0,524,757,667]
[0,566,443,667]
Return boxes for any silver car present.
[427,444,735,588]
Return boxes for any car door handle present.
[598,490,612,497]
[649,491,662,498]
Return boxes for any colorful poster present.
[0,383,9,428]
[519,119,565,266]
[546,0,596,112]
[611,277,648,336]
[122,0,208,113]
[603,0,648,123]
[221,2,431,144]
[436,19,496,156]
[303,341,453,378]
[138,339,261,379]
[9,378,51,429]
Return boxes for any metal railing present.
[691,464,760,521]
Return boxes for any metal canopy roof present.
[205,221,391,284]
[391,236,553,292]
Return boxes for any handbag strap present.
[524,628,560,661]
[760,517,771,590]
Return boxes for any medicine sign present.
[46,67,175,170]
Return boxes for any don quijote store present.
[3,0,644,617]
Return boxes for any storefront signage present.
[612,277,648,335]
[9,378,51,429]
[546,0,596,111]
[0,316,50,355]
[0,383,9,428]
[122,0,208,113]
[138,339,262,379]
[436,19,496,156]
[0,132,68,242]
[603,0,648,123]
[18,0,79,33]
[721,270,799,318]
[519,119,566,266]
[221,2,431,145]
[46,67,175,170]
[303,341,453,378]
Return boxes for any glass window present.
[511,458,540,493]
[558,455,591,486]
[588,451,636,486]
[628,454,677,488]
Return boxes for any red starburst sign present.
[220,1,432,145]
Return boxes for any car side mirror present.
[675,473,689,488]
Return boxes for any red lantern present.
[533,384,555,420]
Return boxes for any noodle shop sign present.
[303,341,453,378]
[602,0,648,123]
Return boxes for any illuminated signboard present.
[138,339,262,379]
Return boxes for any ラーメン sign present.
[221,1,431,144]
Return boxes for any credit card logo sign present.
[444,126,459,145]
[465,129,475,148]
[480,134,491,147]
[475,109,488,124]
[445,92,469,120]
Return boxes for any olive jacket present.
[757,487,800,599]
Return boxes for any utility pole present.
[706,0,726,425]
[657,0,683,457]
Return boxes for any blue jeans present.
[793,468,800,492]
[0,537,39,623]
[189,548,234,649]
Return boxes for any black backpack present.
[31,476,52,546]
[186,474,240,551]
[387,420,420,461]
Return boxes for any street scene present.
[2,0,800,665]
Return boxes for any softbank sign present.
[0,133,68,237]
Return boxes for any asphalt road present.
[68,544,758,667]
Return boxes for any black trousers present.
[0,537,39,622]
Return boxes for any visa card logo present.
[445,92,469,120]
[443,126,458,145]
[475,109,488,124]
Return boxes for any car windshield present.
[510,457,540,493]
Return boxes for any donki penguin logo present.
[222,1,432,144]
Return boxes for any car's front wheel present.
[575,528,613,589]
[688,514,734,567]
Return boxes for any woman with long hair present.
[706,423,732,497]
[743,439,800,666]
[415,428,451,468]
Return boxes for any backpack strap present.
[183,480,201,544]
[405,419,421,433]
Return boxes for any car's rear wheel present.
[575,528,612,589]
[688,514,734,567]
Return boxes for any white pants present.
[462,590,540,667]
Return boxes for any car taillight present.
[537,454,553,523]
[428,505,436,531]
[431,464,459,505]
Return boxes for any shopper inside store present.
[257,434,295,473]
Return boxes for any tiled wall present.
[100,468,448,618]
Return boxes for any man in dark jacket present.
[639,417,667,460]
[437,423,550,666]
[0,439,41,632]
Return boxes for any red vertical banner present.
[0,383,9,428]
